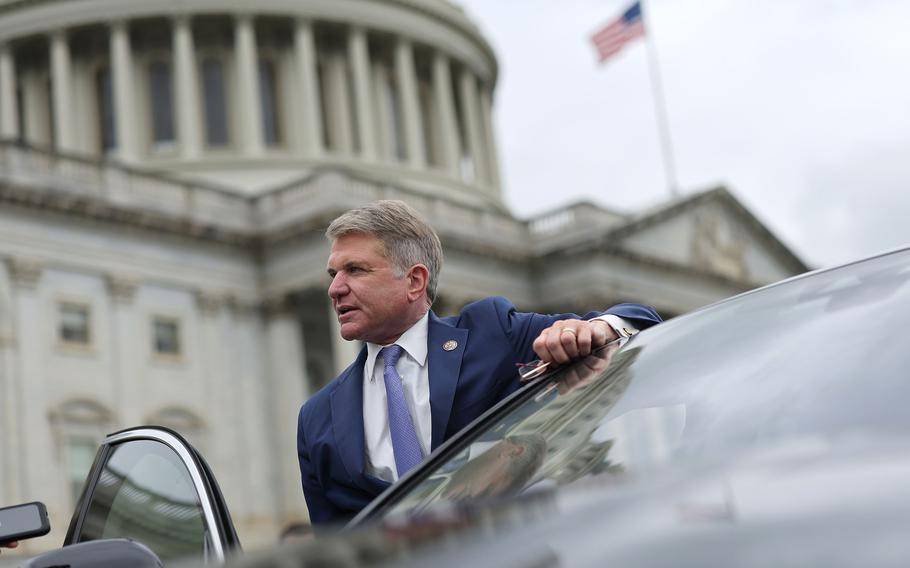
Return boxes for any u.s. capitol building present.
[0,0,806,552]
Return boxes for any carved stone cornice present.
[195,290,228,316]
[6,257,43,289]
[261,294,298,318]
[105,273,140,304]
[226,295,261,318]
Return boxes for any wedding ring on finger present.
[560,327,577,335]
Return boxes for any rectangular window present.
[383,69,405,161]
[258,58,281,146]
[152,317,181,356]
[59,302,91,346]
[96,67,116,152]
[202,57,229,146]
[418,78,438,167]
[149,60,175,145]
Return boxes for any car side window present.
[74,439,208,563]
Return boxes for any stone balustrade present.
[0,140,530,254]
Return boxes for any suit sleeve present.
[603,302,662,331]
[488,296,662,364]
[297,406,340,525]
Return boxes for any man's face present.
[327,233,415,345]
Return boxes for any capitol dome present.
[0,0,502,208]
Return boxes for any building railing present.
[527,201,629,254]
[0,141,533,253]
[256,167,530,254]
[0,141,255,234]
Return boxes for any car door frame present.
[63,425,240,563]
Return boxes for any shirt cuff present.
[592,314,639,339]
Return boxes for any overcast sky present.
[457,0,910,268]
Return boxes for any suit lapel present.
[330,347,369,485]
[427,312,468,449]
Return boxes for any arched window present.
[148,60,175,146]
[258,58,281,146]
[201,57,229,146]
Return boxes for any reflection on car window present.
[389,342,643,516]
[77,439,207,562]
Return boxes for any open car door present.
[62,426,240,565]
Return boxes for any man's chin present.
[338,324,362,342]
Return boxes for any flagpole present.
[641,1,680,198]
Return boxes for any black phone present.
[0,501,50,545]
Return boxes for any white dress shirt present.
[363,312,432,482]
[362,311,634,482]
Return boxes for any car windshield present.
[383,248,910,518]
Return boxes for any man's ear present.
[406,264,430,302]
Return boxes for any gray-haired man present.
[297,200,661,524]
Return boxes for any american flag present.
[591,1,646,64]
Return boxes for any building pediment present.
[614,187,808,285]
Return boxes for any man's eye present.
[348,266,364,274]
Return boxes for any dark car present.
[16,246,910,566]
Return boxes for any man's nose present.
[328,273,347,299]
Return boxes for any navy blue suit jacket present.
[297,296,661,525]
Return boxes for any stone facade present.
[0,0,807,556]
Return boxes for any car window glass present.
[76,439,207,562]
[386,250,910,518]
[389,343,629,516]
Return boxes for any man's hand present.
[532,319,618,365]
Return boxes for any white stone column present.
[232,299,282,536]
[0,45,17,139]
[327,299,361,375]
[106,274,139,426]
[348,27,376,161]
[196,292,240,492]
[50,31,74,153]
[432,52,459,176]
[458,69,486,184]
[234,15,264,156]
[110,21,138,162]
[325,52,353,154]
[395,38,425,168]
[173,17,201,159]
[478,87,501,192]
[5,259,45,505]
[0,261,19,504]
[294,19,323,158]
[264,296,309,521]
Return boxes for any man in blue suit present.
[297,200,661,525]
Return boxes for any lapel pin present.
[442,340,458,351]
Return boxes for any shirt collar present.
[364,311,429,382]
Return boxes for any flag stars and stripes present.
[591,1,646,64]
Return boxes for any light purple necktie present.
[381,345,424,477]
